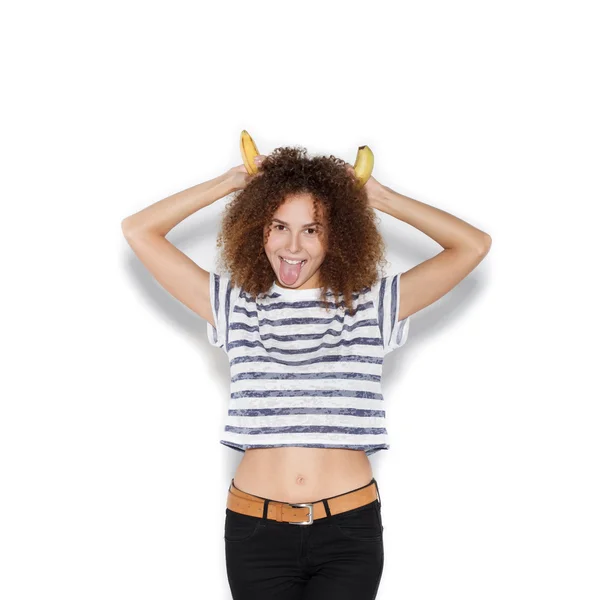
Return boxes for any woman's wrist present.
[367,181,392,211]
[218,171,239,195]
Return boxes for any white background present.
[1,1,598,598]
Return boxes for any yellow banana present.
[353,145,374,188]
[240,130,260,175]
[241,131,372,187]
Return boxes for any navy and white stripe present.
[206,271,410,455]
[371,272,410,354]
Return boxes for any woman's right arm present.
[121,172,238,328]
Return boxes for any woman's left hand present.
[344,163,385,208]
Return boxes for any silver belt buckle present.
[288,502,314,525]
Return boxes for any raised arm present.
[121,172,238,327]
[367,177,492,322]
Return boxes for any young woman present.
[122,146,491,599]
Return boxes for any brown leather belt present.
[227,479,380,525]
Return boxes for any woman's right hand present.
[225,155,266,192]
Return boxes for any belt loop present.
[373,478,382,509]
[323,498,332,518]
[262,499,270,520]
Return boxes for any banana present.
[240,130,260,175]
[241,131,373,187]
[353,145,374,188]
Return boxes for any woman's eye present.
[272,225,317,234]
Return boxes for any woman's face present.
[263,193,327,290]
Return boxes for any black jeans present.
[224,479,385,600]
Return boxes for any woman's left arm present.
[365,175,492,321]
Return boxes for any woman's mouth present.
[279,256,307,267]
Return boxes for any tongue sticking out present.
[279,258,304,286]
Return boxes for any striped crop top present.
[206,271,410,456]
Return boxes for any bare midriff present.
[232,447,374,503]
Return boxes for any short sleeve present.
[206,271,239,352]
[372,272,410,356]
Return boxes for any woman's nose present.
[286,235,302,252]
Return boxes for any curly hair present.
[215,146,389,317]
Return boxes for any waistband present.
[227,477,382,525]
